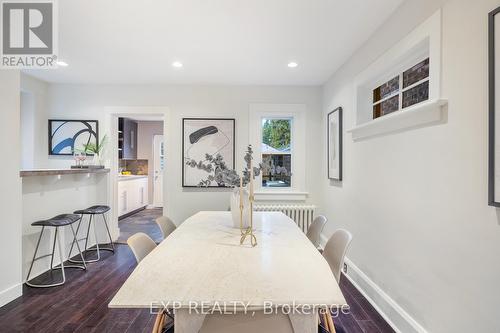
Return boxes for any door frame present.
[105,107,169,239]
[152,134,164,207]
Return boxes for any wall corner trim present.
[319,234,428,333]
[0,283,22,308]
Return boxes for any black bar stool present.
[68,205,114,263]
[26,214,87,288]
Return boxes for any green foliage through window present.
[262,119,291,150]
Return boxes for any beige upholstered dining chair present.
[321,229,353,333]
[127,232,157,264]
[155,216,177,240]
[323,229,353,282]
[306,215,327,248]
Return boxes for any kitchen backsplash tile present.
[119,159,148,175]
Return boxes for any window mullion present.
[398,73,403,111]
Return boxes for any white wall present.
[20,74,49,168]
[43,84,322,225]
[137,120,163,204]
[0,71,23,307]
[321,0,500,332]
[20,92,35,169]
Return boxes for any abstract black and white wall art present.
[48,119,99,156]
[328,107,342,181]
[182,118,235,187]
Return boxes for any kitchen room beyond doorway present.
[116,115,164,243]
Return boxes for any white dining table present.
[109,211,346,333]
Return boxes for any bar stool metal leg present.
[69,223,87,269]
[70,214,100,263]
[79,213,114,258]
[83,214,93,255]
[26,213,85,289]
[67,214,83,260]
[55,224,87,270]
[26,227,65,288]
[26,226,45,284]
[49,227,58,270]
[56,227,66,284]
[69,208,114,264]
[92,215,101,260]
[100,213,115,253]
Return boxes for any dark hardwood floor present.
[117,208,163,244]
[0,245,394,333]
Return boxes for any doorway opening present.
[115,114,165,244]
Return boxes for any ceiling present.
[25,0,404,86]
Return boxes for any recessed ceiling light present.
[287,62,298,68]
[172,61,183,68]
[56,60,68,67]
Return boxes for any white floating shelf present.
[348,99,448,141]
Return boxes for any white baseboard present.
[319,234,427,333]
[0,283,22,307]
[147,204,163,209]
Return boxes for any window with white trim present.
[261,118,292,188]
[249,104,306,200]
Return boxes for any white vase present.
[230,187,251,229]
[92,154,101,166]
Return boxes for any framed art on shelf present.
[327,107,342,181]
[48,119,99,156]
[182,118,235,187]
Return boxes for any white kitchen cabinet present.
[118,185,128,215]
[117,176,148,217]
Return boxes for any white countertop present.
[117,175,148,181]
[109,211,346,309]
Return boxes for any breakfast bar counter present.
[21,166,112,283]
[20,168,110,177]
